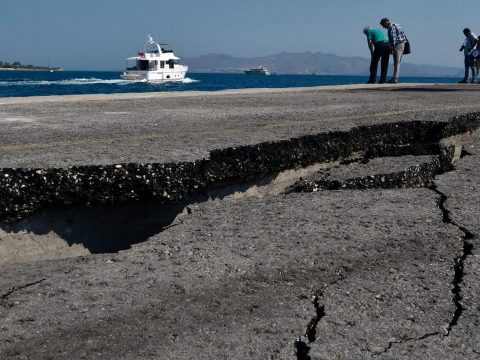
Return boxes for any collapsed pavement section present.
[0,115,475,263]
[1,114,478,224]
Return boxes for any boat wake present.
[0,78,145,87]
[181,77,199,84]
[0,77,199,87]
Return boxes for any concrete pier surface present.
[1,84,480,359]
[0,83,479,167]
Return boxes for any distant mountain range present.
[185,51,460,77]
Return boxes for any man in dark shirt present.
[380,18,407,83]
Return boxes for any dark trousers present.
[369,41,390,83]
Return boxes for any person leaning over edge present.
[459,28,478,84]
[380,18,407,84]
[363,26,390,84]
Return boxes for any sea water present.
[0,71,460,98]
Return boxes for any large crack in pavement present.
[295,292,326,360]
[294,270,349,359]
[291,180,476,358]
[430,185,475,336]
[367,184,477,357]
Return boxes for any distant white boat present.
[121,35,188,83]
[245,65,271,76]
[47,59,56,72]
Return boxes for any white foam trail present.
[0,77,199,87]
[0,78,142,87]
[181,77,199,84]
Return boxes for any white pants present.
[392,42,405,81]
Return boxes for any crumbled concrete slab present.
[309,155,438,180]
[288,155,440,192]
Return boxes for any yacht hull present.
[121,69,187,83]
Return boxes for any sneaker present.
[471,79,478,84]
[458,79,468,83]
[386,79,398,84]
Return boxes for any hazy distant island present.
[0,60,61,71]
[185,51,461,77]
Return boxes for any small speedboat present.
[121,35,188,83]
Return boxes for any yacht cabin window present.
[137,60,149,71]
[136,60,157,71]
[166,59,179,69]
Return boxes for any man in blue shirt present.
[459,28,478,84]
[363,26,390,84]
[380,18,407,83]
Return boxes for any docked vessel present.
[244,65,271,75]
[121,35,188,82]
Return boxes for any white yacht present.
[121,35,188,82]
[244,65,271,76]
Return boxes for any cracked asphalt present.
[1,85,480,359]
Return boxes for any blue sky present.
[0,0,477,70]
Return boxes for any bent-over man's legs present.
[369,48,382,83]
[379,43,390,83]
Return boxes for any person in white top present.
[459,28,478,83]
